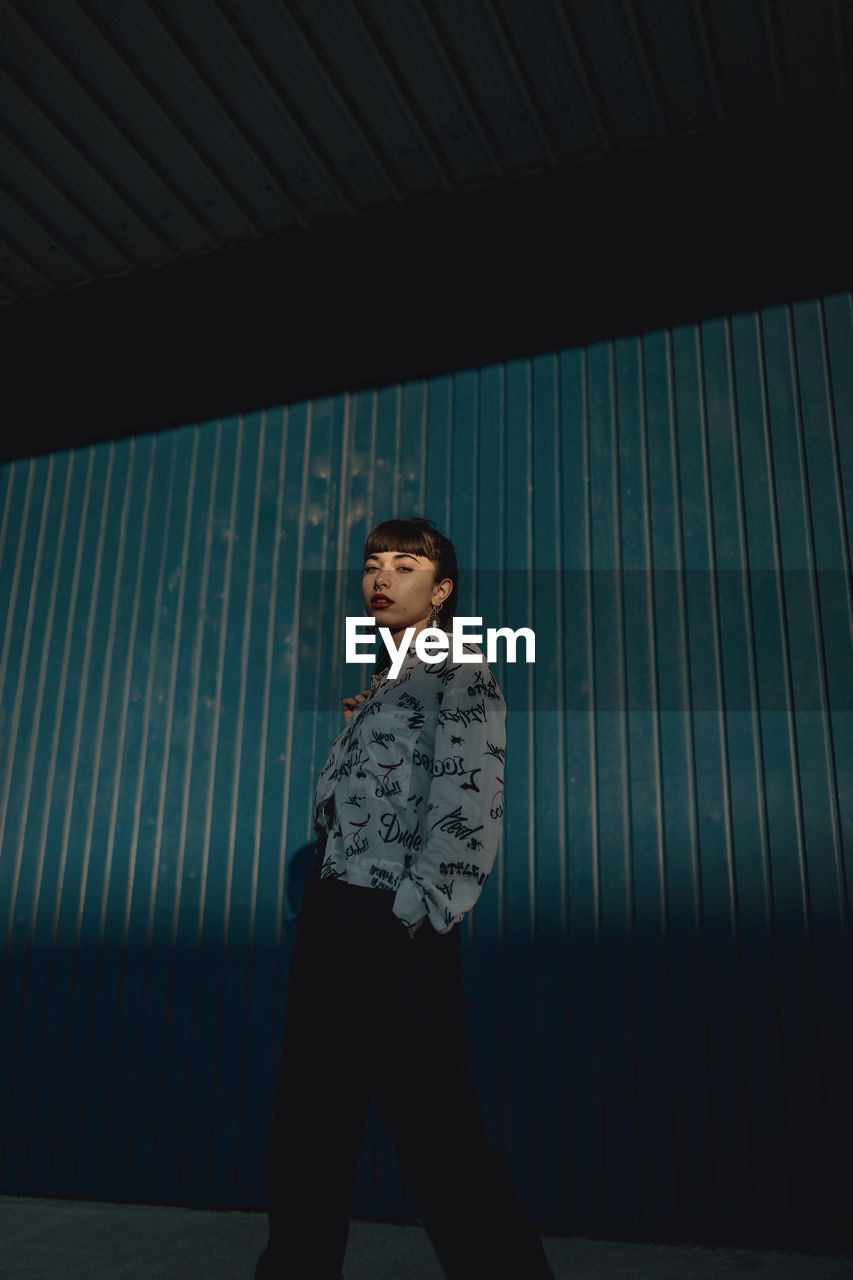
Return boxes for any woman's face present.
[362,548,451,642]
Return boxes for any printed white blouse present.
[312,633,506,934]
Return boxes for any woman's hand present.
[342,688,371,726]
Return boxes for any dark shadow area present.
[1,92,851,463]
[0,898,851,1252]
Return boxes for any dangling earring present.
[428,600,442,629]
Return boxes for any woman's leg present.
[255,859,372,1280]
[373,920,555,1279]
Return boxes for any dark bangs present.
[363,519,435,563]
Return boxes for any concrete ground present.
[1,1195,851,1279]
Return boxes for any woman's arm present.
[392,656,506,934]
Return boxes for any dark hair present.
[364,517,459,679]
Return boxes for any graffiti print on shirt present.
[429,803,485,844]
[466,669,501,700]
[320,853,347,879]
[366,728,409,801]
[345,825,371,858]
[368,863,401,890]
[313,638,505,932]
[394,692,426,729]
[437,697,488,731]
[378,811,422,851]
[439,860,486,881]
[412,746,479,791]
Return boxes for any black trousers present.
[255,847,554,1280]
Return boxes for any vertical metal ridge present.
[187,421,221,944]
[224,410,263,939]
[74,436,153,1180]
[661,322,692,1218]
[166,422,206,947]
[0,460,36,861]
[273,401,298,946]
[782,302,838,1190]
[145,424,201,1186]
[54,442,115,939]
[0,456,17,577]
[628,332,657,1220]
[113,431,178,1184]
[696,322,736,1219]
[201,414,247,1186]
[0,459,37,965]
[2,456,72,1007]
[46,441,129,1176]
[333,390,354,638]
[719,312,762,1217]
[147,433,197,959]
[751,306,798,1212]
[521,357,536,945]
[249,410,275,939]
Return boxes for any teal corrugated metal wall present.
[1,293,851,1242]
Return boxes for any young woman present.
[255,517,554,1280]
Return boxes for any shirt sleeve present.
[392,653,506,934]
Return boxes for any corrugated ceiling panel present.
[424,0,557,172]
[81,0,304,236]
[1,292,851,1240]
[0,64,173,279]
[1,2,217,259]
[291,0,453,195]
[156,0,371,217]
[20,0,253,245]
[498,0,603,158]
[0,0,849,298]
[705,0,777,118]
[629,0,722,132]
[567,1,662,145]
[358,0,502,184]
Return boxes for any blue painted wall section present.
[0,293,851,1244]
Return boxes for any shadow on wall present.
[0,844,851,1254]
